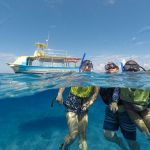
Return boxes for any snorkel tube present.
[79,53,86,72]
[120,59,126,73]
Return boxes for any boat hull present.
[8,64,79,74]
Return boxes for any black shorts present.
[103,106,136,141]
[64,93,87,114]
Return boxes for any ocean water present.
[0,72,150,150]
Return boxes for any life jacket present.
[120,88,150,105]
[70,86,94,98]
[99,88,114,105]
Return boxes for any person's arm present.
[82,86,100,111]
[109,87,120,113]
[56,87,65,104]
[112,87,120,103]
[148,92,150,108]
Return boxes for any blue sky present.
[0,0,150,72]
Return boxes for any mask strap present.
[139,66,146,71]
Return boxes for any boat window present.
[32,60,42,66]
[29,58,80,68]
[52,62,65,67]
[67,62,80,67]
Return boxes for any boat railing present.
[43,49,69,57]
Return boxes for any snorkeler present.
[56,60,99,150]
[100,62,140,150]
[112,60,150,138]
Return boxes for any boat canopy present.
[64,58,80,62]
[35,43,47,49]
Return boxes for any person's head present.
[123,60,144,72]
[81,60,93,72]
[105,62,119,73]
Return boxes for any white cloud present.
[103,0,118,5]
[134,41,145,45]
[0,53,149,73]
[89,54,150,72]
[138,25,150,34]
[131,36,136,41]
[49,25,56,29]
[44,0,63,8]
[0,52,17,73]
[131,25,150,45]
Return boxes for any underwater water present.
[0,72,150,150]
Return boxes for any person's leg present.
[78,112,88,150]
[103,106,128,150]
[119,111,140,150]
[124,104,150,135]
[126,140,140,150]
[103,130,128,150]
[140,108,150,134]
[61,112,79,150]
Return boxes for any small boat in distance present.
[8,43,82,74]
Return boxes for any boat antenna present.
[46,33,50,48]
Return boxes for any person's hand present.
[80,104,88,113]
[109,102,118,113]
[56,94,63,104]
[81,105,87,112]
[78,106,86,115]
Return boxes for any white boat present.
[8,43,83,74]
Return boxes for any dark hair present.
[105,62,119,70]
[123,60,145,72]
[81,60,93,69]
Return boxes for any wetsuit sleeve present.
[112,87,120,103]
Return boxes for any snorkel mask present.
[81,60,93,71]
[105,62,118,71]
[123,60,145,72]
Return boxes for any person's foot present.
[59,143,63,150]
[59,143,68,150]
